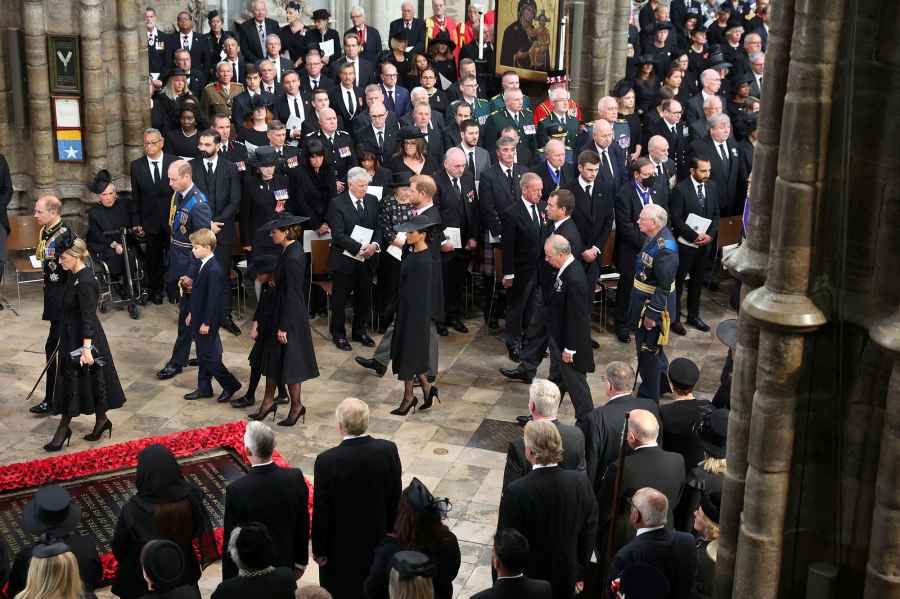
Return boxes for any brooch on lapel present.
[554,278,563,292]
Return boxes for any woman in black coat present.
[212,523,296,599]
[292,138,337,233]
[43,233,126,452]
[388,215,439,416]
[205,11,232,67]
[240,147,301,263]
[249,211,319,427]
[364,478,460,599]
[111,445,218,599]
[137,539,199,599]
[85,170,131,277]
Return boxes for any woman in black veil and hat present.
[85,169,132,281]
[43,231,126,452]
[111,444,218,599]
[247,211,319,426]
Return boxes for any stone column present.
[118,0,145,169]
[573,0,627,119]
[23,0,56,193]
[80,0,107,174]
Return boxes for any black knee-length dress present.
[390,247,433,380]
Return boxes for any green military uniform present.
[482,107,538,156]
[537,112,581,150]
[201,82,245,120]
[465,97,493,127]
[489,93,532,112]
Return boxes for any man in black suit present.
[170,11,211,77]
[400,88,447,130]
[347,7,383,62]
[329,62,365,127]
[498,421,598,599]
[643,99,692,181]
[351,85,401,138]
[192,130,241,335]
[299,50,337,96]
[691,113,742,215]
[326,167,382,351]
[389,1,427,55]
[608,488,697,599]
[274,70,315,144]
[501,173,545,361]
[313,398,402,599]
[531,139,577,203]
[577,119,628,203]
[613,158,667,343]
[172,48,208,99]
[410,102,446,163]
[223,421,309,580]
[435,148,479,332]
[480,136,527,241]
[646,136,677,198]
[670,157,720,335]
[353,101,398,161]
[144,7,171,80]
[684,68,725,124]
[472,529,552,599]
[237,0,279,64]
[597,410,686,552]
[328,33,375,88]
[263,34,294,83]
[502,378,587,492]
[130,128,177,304]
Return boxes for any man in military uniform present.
[630,204,679,401]
[157,160,212,381]
[264,121,302,176]
[490,71,533,112]
[29,196,72,415]
[309,107,357,185]
[201,61,244,122]
[483,88,538,157]
[537,89,581,153]
[456,75,492,126]
[533,70,584,127]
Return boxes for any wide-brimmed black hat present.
[611,79,634,97]
[250,145,279,168]
[388,171,414,188]
[88,169,113,195]
[707,51,733,70]
[668,357,700,389]
[700,489,722,524]
[653,21,674,32]
[235,522,276,570]
[250,253,278,274]
[616,563,671,598]
[258,210,309,232]
[391,551,435,580]
[692,24,708,34]
[24,485,82,534]
[162,68,190,84]
[398,126,427,141]
[429,30,456,51]
[390,28,408,42]
[715,318,737,350]
[635,54,655,66]
[733,72,754,86]
[311,8,331,21]
[141,540,185,589]
[395,213,439,234]
[696,408,729,459]
[54,229,78,255]
[248,94,273,111]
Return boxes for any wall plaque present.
[48,35,82,94]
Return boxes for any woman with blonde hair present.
[14,541,82,599]
[692,489,721,599]
[43,233,126,452]
[388,551,435,599]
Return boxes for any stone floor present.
[0,276,736,598]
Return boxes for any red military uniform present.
[534,98,583,126]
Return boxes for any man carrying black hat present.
[6,485,102,598]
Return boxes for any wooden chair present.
[309,239,333,321]
[717,216,743,249]
[594,232,619,330]
[486,246,503,329]
[7,215,44,310]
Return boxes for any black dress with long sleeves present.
[279,25,309,64]
[390,247,432,379]
[248,280,277,370]
[85,200,132,275]
[260,242,319,384]
[292,163,337,230]
[51,267,126,417]
[164,129,202,160]
[241,173,300,260]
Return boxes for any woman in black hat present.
[427,31,456,87]
[42,233,126,452]
[240,146,300,266]
[85,169,131,279]
[111,444,218,599]
[279,2,308,67]
[675,408,728,532]
[211,523,296,599]
[389,127,437,178]
[611,80,644,158]
[379,28,411,79]
[238,95,274,148]
[154,69,198,132]
[632,56,660,113]
[365,478,459,599]
[139,540,197,599]
[692,489,722,599]
[164,105,202,160]
[14,540,84,599]
[374,171,416,330]
[388,551,438,599]
[248,211,319,426]
[205,11,232,67]
[727,72,754,117]
[306,9,341,65]
[388,215,440,416]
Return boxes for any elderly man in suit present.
[347,6,382,62]
[313,398,402,599]
[577,119,628,201]
[390,1,427,55]
[691,113,742,215]
[223,421,309,580]
[502,379,586,492]
[299,50,337,96]
[684,69,725,124]
[472,529,552,599]
[326,167,382,351]
[531,139,577,203]
[353,102,398,162]
[238,0,279,64]
[498,421,598,599]
[608,488,697,599]
[263,34,293,83]
[644,99,692,180]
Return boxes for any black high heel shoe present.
[277,405,307,426]
[83,419,112,441]
[43,427,72,452]
[420,386,441,411]
[390,396,418,416]
[248,402,278,421]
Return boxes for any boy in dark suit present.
[184,229,241,402]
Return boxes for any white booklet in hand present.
[30,255,42,269]
[342,225,374,261]
[386,245,403,261]
[319,39,335,57]
[678,213,712,248]
[367,185,383,200]
[444,226,462,249]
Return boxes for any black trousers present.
[213,238,233,317]
[442,250,470,322]
[196,330,239,393]
[144,229,168,294]
[519,294,548,376]
[635,323,669,401]
[330,265,372,339]
[548,339,594,421]
[675,243,709,322]
[505,270,538,350]
[170,296,193,367]
[614,245,638,333]
[44,320,62,403]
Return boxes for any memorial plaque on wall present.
[48,35,82,94]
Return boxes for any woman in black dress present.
[164,105,202,160]
[293,138,336,233]
[428,32,457,86]
[205,11,231,67]
[420,68,449,116]
[389,127,437,178]
[111,444,218,599]
[85,169,131,278]
[279,1,309,67]
[389,215,439,416]
[240,146,300,268]
[43,234,126,452]
[249,212,319,426]
[632,56,660,114]
[612,79,644,160]
[307,9,342,66]
[379,29,412,78]
[364,478,460,599]
[375,172,415,330]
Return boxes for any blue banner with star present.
[56,129,84,162]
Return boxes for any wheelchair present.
[93,227,147,319]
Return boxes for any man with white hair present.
[400,89,447,130]
[609,487,697,598]
[389,1,426,55]
[646,135,676,191]
[684,68,724,123]
[238,0,279,63]
[484,88,538,157]
[537,87,581,150]
[533,69,583,128]
[313,398,402,599]
[688,94,723,142]
[326,167,382,351]
[629,204,679,400]
[597,410,686,552]
[346,6,382,62]
[502,378,587,491]
[222,421,310,580]
[264,34,291,82]
[691,112,742,215]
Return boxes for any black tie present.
[657,164,663,177]
[206,160,213,177]
[347,90,355,114]
[601,150,612,179]
[356,199,365,217]
[312,79,319,89]
[506,168,514,192]
[453,178,461,197]
[387,90,395,106]
[530,203,540,231]
[294,98,302,119]
[467,151,475,177]
[697,183,705,209]
[719,143,729,162]
[585,184,592,198]
[377,130,384,148]
[152,161,160,184]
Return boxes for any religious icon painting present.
[495,0,563,81]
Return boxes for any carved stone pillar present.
[23,0,56,193]
[118,0,144,169]
[79,0,107,174]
